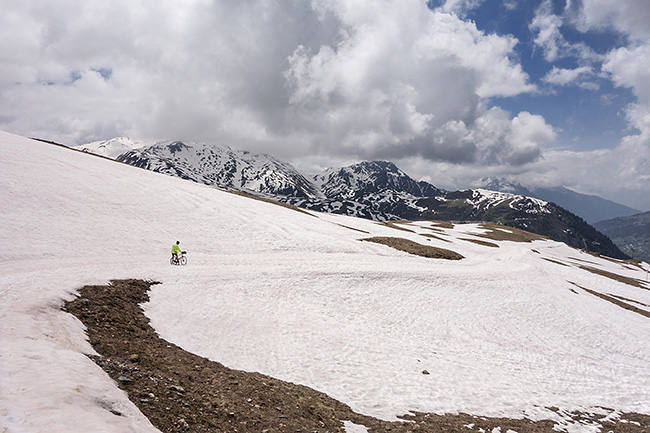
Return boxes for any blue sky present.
[457,0,635,152]
[0,0,649,210]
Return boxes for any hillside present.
[4,130,650,433]
[479,178,642,224]
[594,211,650,262]
[291,181,627,259]
[76,139,628,259]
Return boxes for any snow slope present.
[2,131,650,432]
[74,137,148,159]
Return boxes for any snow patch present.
[343,420,369,433]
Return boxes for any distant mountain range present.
[478,177,641,224]
[74,138,630,260]
[594,212,650,262]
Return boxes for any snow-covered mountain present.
[288,161,446,221]
[292,166,627,259]
[478,177,642,224]
[313,161,443,199]
[74,138,627,258]
[4,130,650,432]
[75,137,148,159]
[116,140,322,199]
[75,139,321,198]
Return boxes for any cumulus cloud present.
[412,108,554,166]
[573,0,650,42]
[604,45,650,107]
[542,66,598,90]
[529,0,599,63]
[571,0,650,209]
[437,0,485,17]
[0,0,547,170]
[3,0,648,208]
[490,0,649,209]
[520,142,649,210]
[404,137,648,211]
[570,0,650,114]
[1,0,327,144]
[283,0,540,165]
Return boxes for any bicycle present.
[170,251,187,266]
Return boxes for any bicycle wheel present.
[179,256,187,266]
[170,256,177,265]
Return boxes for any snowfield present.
[2,130,650,433]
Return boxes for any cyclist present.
[171,241,182,264]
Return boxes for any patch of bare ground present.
[580,250,642,266]
[594,255,650,274]
[609,294,650,308]
[475,223,547,243]
[568,256,599,265]
[62,280,650,433]
[361,237,464,260]
[376,221,417,233]
[542,258,570,267]
[420,233,452,243]
[570,282,650,319]
[420,228,448,239]
[544,407,650,433]
[458,238,499,248]
[336,224,370,234]
[578,265,649,290]
[429,221,454,229]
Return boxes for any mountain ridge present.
[478,177,642,224]
[594,211,650,262]
[116,140,322,199]
[74,138,630,259]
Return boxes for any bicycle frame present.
[170,252,187,265]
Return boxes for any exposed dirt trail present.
[63,279,650,433]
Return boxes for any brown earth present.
[63,279,650,433]
[360,237,464,260]
[475,224,547,242]
[570,281,650,320]
[458,238,500,248]
[578,265,650,290]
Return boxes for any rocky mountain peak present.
[315,160,443,200]
[75,137,630,259]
